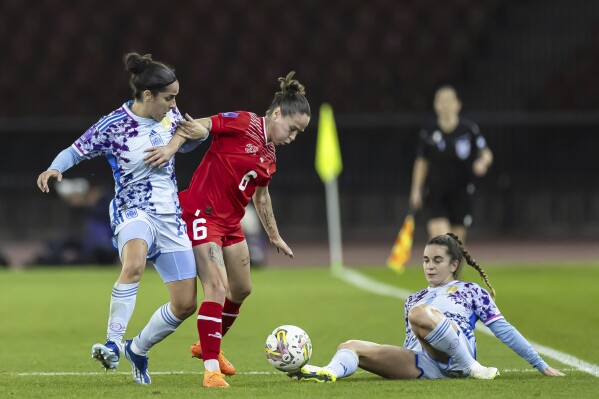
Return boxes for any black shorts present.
[423,183,474,227]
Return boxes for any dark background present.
[2,0,599,249]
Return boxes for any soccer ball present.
[264,325,312,372]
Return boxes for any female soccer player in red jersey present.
[145,71,310,387]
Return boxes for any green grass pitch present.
[1,263,598,398]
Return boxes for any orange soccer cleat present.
[190,341,236,375]
[202,370,230,388]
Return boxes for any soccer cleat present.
[286,365,337,383]
[123,339,151,385]
[190,341,236,375]
[203,370,230,388]
[467,361,500,380]
[91,341,121,370]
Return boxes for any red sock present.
[222,298,242,337]
[197,301,223,361]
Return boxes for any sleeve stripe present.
[71,142,88,158]
[97,112,127,132]
[483,314,504,325]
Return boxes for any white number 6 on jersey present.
[238,170,258,191]
[192,217,207,240]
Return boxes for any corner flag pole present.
[315,103,343,275]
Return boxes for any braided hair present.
[427,233,496,299]
[266,71,311,117]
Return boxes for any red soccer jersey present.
[179,111,276,225]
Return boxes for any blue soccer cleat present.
[91,341,121,370]
[123,339,151,385]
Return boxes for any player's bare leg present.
[450,225,467,243]
[223,240,252,304]
[340,340,422,379]
[427,218,451,239]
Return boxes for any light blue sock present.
[107,282,138,346]
[424,317,475,369]
[131,303,182,355]
[323,349,359,379]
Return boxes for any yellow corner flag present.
[387,213,415,273]
[315,103,342,183]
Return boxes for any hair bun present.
[278,71,306,95]
[124,52,154,74]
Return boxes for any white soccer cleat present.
[286,365,337,383]
[468,361,499,380]
[91,341,121,370]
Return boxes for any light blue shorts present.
[112,208,196,283]
[413,330,476,379]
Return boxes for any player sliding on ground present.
[288,233,565,382]
[144,71,311,388]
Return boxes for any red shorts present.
[181,206,245,248]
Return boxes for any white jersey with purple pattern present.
[71,101,183,226]
[403,280,502,352]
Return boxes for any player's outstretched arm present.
[487,318,566,376]
[253,185,293,258]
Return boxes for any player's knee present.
[120,259,145,281]
[231,284,252,302]
[408,304,435,327]
[171,300,197,320]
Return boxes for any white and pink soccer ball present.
[264,325,312,372]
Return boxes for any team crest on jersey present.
[160,115,171,129]
[149,130,164,146]
[455,137,471,160]
[245,144,259,154]
[222,112,239,118]
[125,209,138,219]
[445,286,458,294]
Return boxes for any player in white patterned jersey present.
[289,233,564,382]
[37,53,208,385]
[402,280,502,352]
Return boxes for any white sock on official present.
[106,282,139,346]
[324,349,359,379]
[132,303,182,355]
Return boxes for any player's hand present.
[177,113,207,140]
[144,145,177,169]
[270,236,294,258]
[543,367,565,377]
[37,169,62,193]
[472,158,489,177]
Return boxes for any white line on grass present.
[8,371,278,376]
[5,368,582,377]
[336,267,599,378]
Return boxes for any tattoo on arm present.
[242,255,250,267]
[208,242,225,268]
[260,199,273,229]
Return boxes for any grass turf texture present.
[0,263,597,398]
